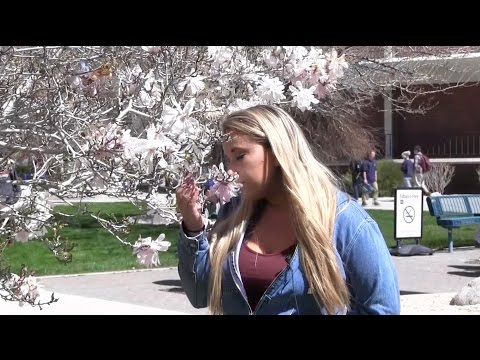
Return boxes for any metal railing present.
[425,134,480,158]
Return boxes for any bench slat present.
[466,197,480,215]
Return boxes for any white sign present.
[394,188,423,239]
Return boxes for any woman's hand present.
[176,176,204,232]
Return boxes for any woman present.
[177,105,400,315]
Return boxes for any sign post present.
[390,187,433,256]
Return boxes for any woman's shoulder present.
[334,191,381,253]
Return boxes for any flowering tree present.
[0,46,350,305]
[0,46,478,306]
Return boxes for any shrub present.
[424,163,455,194]
[377,160,404,196]
[339,170,354,196]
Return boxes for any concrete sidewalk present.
[8,244,477,315]
[29,268,208,315]
[355,196,430,212]
[0,290,187,315]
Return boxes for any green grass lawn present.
[368,210,478,250]
[2,204,478,276]
[2,202,179,276]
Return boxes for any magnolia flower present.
[327,49,349,79]
[178,75,206,96]
[130,124,177,173]
[20,275,40,303]
[4,273,40,306]
[255,76,286,103]
[207,163,242,205]
[161,98,199,139]
[139,76,163,108]
[133,234,171,268]
[83,123,123,156]
[306,47,324,63]
[289,81,319,111]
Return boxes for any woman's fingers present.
[176,179,203,215]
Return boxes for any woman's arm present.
[342,218,401,315]
[177,196,242,309]
[177,224,211,309]
[176,177,211,308]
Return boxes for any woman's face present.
[222,131,278,201]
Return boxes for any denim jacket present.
[177,191,400,315]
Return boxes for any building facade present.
[364,52,480,194]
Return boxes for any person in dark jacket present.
[400,150,415,187]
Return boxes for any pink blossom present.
[133,234,171,268]
[208,180,241,205]
[207,164,242,205]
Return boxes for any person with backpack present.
[413,145,430,195]
[400,150,415,187]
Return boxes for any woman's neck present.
[264,193,289,210]
[263,176,288,209]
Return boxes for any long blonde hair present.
[208,105,350,314]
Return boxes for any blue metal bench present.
[426,194,480,253]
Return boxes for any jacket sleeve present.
[341,217,401,315]
[177,196,241,309]
[177,224,211,309]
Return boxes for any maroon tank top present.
[239,241,296,311]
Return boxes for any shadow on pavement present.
[400,290,428,295]
[447,264,480,278]
[153,279,185,293]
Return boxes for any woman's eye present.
[236,154,245,161]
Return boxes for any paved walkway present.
[7,244,480,315]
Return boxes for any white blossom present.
[178,75,206,96]
[161,98,199,140]
[133,234,171,268]
[327,49,349,80]
[255,76,286,103]
[289,81,319,111]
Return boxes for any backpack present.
[350,160,362,179]
[354,160,362,175]
[419,154,432,173]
